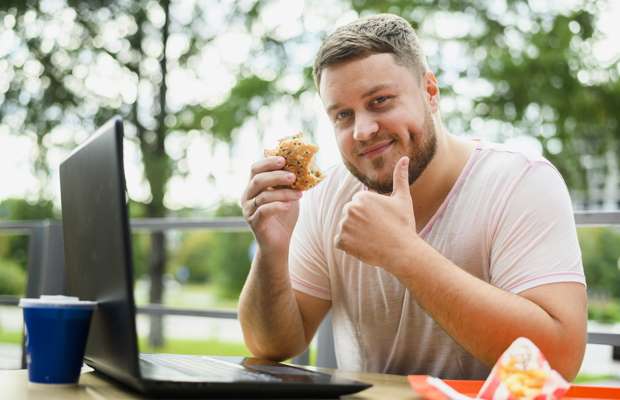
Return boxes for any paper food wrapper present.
[408,337,570,400]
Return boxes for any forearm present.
[238,248,307,360]
[393,240,585,380]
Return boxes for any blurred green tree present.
[0,198,57,271]
[1,0,619,334]
[208,202,254,299]
[170,231,214,283]
[0,258,26,295]
[579,227,620,298]
[169,201,252,297]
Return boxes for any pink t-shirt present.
[288,140,585,379]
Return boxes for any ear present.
[424,71,440,113]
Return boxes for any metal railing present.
[1,210,619,368]
[0,217,326,367]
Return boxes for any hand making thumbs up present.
[335,156,420,275]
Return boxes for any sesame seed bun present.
[264,133,324,191]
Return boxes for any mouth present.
[359,140,395,158]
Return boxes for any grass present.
[0,327,251,357]
[574,373,620,384]
[139,337,251,356]
[0,329,21,344]
[1,327,317,365]
[134,282,239,310]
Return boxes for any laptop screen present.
[59,118,141,384]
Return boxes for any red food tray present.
[443,380,620,400]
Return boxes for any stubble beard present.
[343,110,438,194]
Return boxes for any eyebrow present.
[326,83,394,115]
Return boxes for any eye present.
[370,95,393,107]
[335,110,352,122]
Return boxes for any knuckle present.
[247,176,259,193]
[254,206,264,219]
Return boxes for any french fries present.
[499,356,549,399]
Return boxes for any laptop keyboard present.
[140,353,281,382]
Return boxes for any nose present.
[352,113,379,141]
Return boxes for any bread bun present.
[264,133,324,191]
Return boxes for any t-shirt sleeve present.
[288,189,331,300]
[489,161,586,294]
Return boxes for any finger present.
[250,156,286,178]
[242,195,259,219]
[246,170,296,200]
[391,156,411,199]
[249,200,294,223]
[254,189,302,210]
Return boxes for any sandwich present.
[264,133,324,191]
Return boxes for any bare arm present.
[336,156,587,380]
[237,156,330,360]
[238,248,331,360]
[395,241,587,380]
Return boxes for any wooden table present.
[0,367,419,399]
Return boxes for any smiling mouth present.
[360,140,395,158]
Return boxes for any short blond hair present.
[313,14,428,90]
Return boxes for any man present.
[238,14,587,380]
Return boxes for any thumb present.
[391,156,411,199]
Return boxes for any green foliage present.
[177,76,276,142]
[209,230,254,300]
[0,258,26,295]
[0,198,57,220]
[588,300,620,324]
[131,233,152,280]
[168,201,253,297]
[0,198,57,272]
[472,5,615,191]
[2,0,619,316]
[125,200,152,279]
[171,232,214,283]
[209,202,253,299]
[579,227,620,297]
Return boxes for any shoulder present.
[472,140,565,189]
[478,141,554,169]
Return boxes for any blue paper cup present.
[19,295,97,384]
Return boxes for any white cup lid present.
[19,295,97,309]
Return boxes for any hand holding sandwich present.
[241,155,302,256]
[241,134,323,257]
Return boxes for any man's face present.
[319,53,437,194]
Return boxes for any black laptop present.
[58,117,371,398]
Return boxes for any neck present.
[410,122,475,225]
